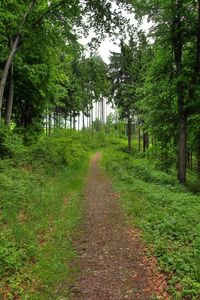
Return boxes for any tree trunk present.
[178,114,187,183]
[70,111,72,129]
[73,111,76,130]
[49,113,52,135]
[102,98,104,123]
[197,151,200,179]
[143,133,146,153]
[78,114,80,131]
[127,110,132,151]
[138,125,141,151]
[0,36,19,120]
[82,111,85,130]
[0,0,37,120]
[172,0,186,183]
[5,61,14,126]
[190,150,193,170]
[91,107,94,140]
[45,115,48,136]
[64,115,67,129]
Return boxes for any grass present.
[0,130,91,300]
[102,143,200,300]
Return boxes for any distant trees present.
[109,35,145,151]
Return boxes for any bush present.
[0,126,27,163]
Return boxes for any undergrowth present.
[102,144,200,300]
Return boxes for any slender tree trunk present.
[178,114,187,183]
[91,107,94,140]
[78,114,80,131]
[70,111,72,129]
[127,110,132,151]
[102,98,104,123]
[5,61,14,126]
[146,132,149,149]
[45,112,48,136]
[0,0,37,120]
[82,111,85,130]
[138,125,141,152]
[172,0,186,183]
[197,158,200,179]
[0,36,19,120]
[64,115,67,129]
[190,150,193,170]
[87,114,89,128]
[73,111,76,130]
[143,133,146,153]
[49,113,52,135]
[53,112,55,129]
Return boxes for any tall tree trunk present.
[91,107,94,140]
[127,110,132,151]
[45,114,48,136]
[197,156,200,179]
[49,113,52,135]
[172,0,186,183]
[78,114,80,131]
[82,111,85,130]
[87,116,90,129]
[178,114,187,183]
[73,111,76,130]
[190,150,193,170]
[143,133,146,153]
[64,115,67,129]
[70,111,72,129]
[0,36,19,120]
[5,61,14,126]
[138,125,141,152]
[0,0,37,120]
[102,98,104,123]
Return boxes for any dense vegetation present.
[0,0,200,299]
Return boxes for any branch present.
[32,0,67,27]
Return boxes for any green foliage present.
[102,145,200,299]
[0,126,27,161]
[0,129,92,299]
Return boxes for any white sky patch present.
[79,5,152,64]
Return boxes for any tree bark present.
[49,113,52,135]
[102,98,104,123]
[143,133,146,153]
[0,36,19,120]
[5,61,14,126]
[70,111,72,129]
[91,107,94,140]
[178,114,187,183]
[73,111,76,130]
[172,0,187,183]
[82,111,85,130]
[127,110,132,151]
[138,125,141,151]
[0,0,37,120]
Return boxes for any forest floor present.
[71,153,170,300]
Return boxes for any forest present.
[0,0,200,299]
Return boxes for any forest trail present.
[71,153,169,300]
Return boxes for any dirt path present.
[72,153,169,300]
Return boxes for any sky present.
[80,3,152,64]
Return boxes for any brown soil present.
[72,153,169,300]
